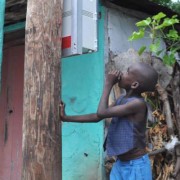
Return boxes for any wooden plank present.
[22,0,63,179]
[5,0,27,26]
[4,29,25,49]
[0,45,24,180]
[6,0,26,8]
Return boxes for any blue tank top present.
[106,95,147,156]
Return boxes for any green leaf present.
[162,18,179,27]
[150,41,160,53]
[151,20,157,26]
[163,54,176,66]
[138,46,146,55]
[128,30,145,41]
[172,15,178,19]
[152,12,166,21]
[167,29,179,40]
[136,18,151,27]
[156,49,164,56]
[155,18,179,29]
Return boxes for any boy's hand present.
[106,70,121,86]
[59,101,66,120]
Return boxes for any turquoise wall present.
[61,5,105,180]
[0,0,5,90]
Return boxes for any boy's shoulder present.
[127,97,146,107]
[117,95,145,105]
[123,96,147,113]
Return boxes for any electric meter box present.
[62,0,98,57]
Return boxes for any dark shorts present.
[110,154,152,180]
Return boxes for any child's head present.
[118,62,158,93]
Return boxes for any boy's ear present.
[131,81,139,89]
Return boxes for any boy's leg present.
[128,154,152,180]
[110,154,152,180]
[132,154,152,180]
[110,160,123,180]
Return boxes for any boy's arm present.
[97,71,146,118]
[98,99,146,118]
[59,102,102,123]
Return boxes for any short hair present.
[133,62,158,93]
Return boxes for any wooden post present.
[22,0,63,179]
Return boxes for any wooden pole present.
[22,0,63,179]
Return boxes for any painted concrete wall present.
[61,5,105,180]
[0,0,5,90]
[106,6,166,56]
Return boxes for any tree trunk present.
[171,64,180,180]
[171,64,180,138]
[22,0,63,179]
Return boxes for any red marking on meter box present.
[62,36,71,49]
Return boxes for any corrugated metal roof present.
[106,0,179,17]
[5,0,27,26]
[5,0,179,27]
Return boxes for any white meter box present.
[62,0,98,57]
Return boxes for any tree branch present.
[156,84,174,136]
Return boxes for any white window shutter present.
[62,0,98,57]
[82,0,98,52]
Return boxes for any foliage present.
[142,92,174,180]
[171,1,180,14]
[151,0,180,14]
[129,12,180,66]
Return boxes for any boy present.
[60,62,158,180]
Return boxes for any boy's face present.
[118,64,139,90]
